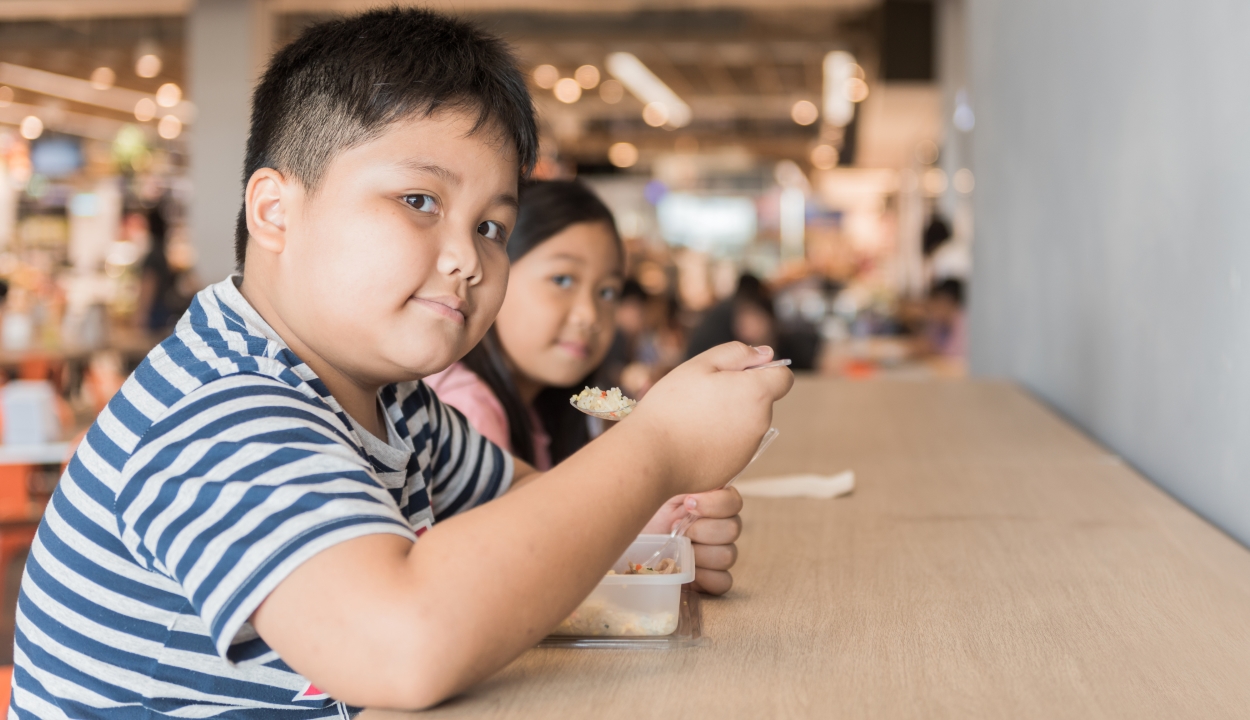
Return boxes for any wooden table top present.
[365,378,1250,719]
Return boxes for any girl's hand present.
[642,487,743,595]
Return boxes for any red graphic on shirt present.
[294,681,330,701]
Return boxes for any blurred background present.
[0,0,1247,663]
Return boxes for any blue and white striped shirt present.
[11,277,512,718]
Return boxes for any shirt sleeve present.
[114,375,416,665]
[425,365,513,452]
[400,381,513,521]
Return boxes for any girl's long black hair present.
[459,179,622,465]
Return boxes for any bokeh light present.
[90,67,115,90]
[554,77,582,103]
[790,100,819,126]
[574,65,600,89]
[135,53,161,79]
[608,142,639,168]
[642,102,669,127]
[532,64,559,89]
[134,97,156,122]
[155,83,181,107]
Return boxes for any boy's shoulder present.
[101,279,345,461]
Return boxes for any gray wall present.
[966,0,1250,545]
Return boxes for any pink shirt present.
[425,362,553,471]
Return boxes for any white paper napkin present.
[735,471,855,499]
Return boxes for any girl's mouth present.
[556,341,590,359]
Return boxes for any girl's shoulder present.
[424,363,512,452]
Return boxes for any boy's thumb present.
[697,342,774,372]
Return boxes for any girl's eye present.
[403,194,438,214]
[478,220,506,242]
[552,274,574,289]
[599,286,621,302]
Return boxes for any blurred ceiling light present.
[953,89,975,131]
[157,114,182,140]
[155,82,181,107]
[532,64,559,90]
[606,52,691,128]
[953,168,975,194]
[553,77,582,103]
[0,62,194,123]
[0,85,12,106]
[850,63,865,80]
[822,51,855,127]
[19,115,43,140]
[135,54,162,79]
[574,65,600,89]
[134,97,156,122]
[608,141,638,168]
[790,100,819,126]
[922,167,948,195]
[89,67,115,90]
[642,101,669,127]
[845,77,869,103]
[810,144,838,170]
[599,79,624,104]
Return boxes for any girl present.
[425,179,623,470]
[428,180,744,596]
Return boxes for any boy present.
[11,9,791,718]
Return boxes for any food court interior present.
[0,0,1248,716]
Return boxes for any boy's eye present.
[478,220,506,242]
[403,194,439,213]
[552,274,574,289]
[599,286,620,302]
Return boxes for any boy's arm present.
[510,457,541,488]
[251,343,792,710]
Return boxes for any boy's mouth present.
[412,295,466,325]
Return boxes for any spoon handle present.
[747,359,792,370]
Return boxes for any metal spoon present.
[569,359,792,422]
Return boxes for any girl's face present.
[494,221,623,390]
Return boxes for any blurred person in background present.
[135,195,193,333]
[426,180,623,469]
[603,280,686,398]
[686,274,817,369]
[919,277,967,358]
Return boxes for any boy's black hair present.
[234,7,538,269]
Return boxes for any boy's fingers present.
[692,569,733,595]
[695,341,773,372]
[692,541,737,571]
[685,515,741,545]
[684,487,743,519]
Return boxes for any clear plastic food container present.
[552,534,695,637]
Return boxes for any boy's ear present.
[245,168,290,255]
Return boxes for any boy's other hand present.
[643,487,742,595]
[632,341,793,498]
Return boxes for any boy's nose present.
[436,228,484,285]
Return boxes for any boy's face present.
[263,109,518,385]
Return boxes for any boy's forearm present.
[255,416,675,709]
[509,457,541,489]
[401,416,673,699]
